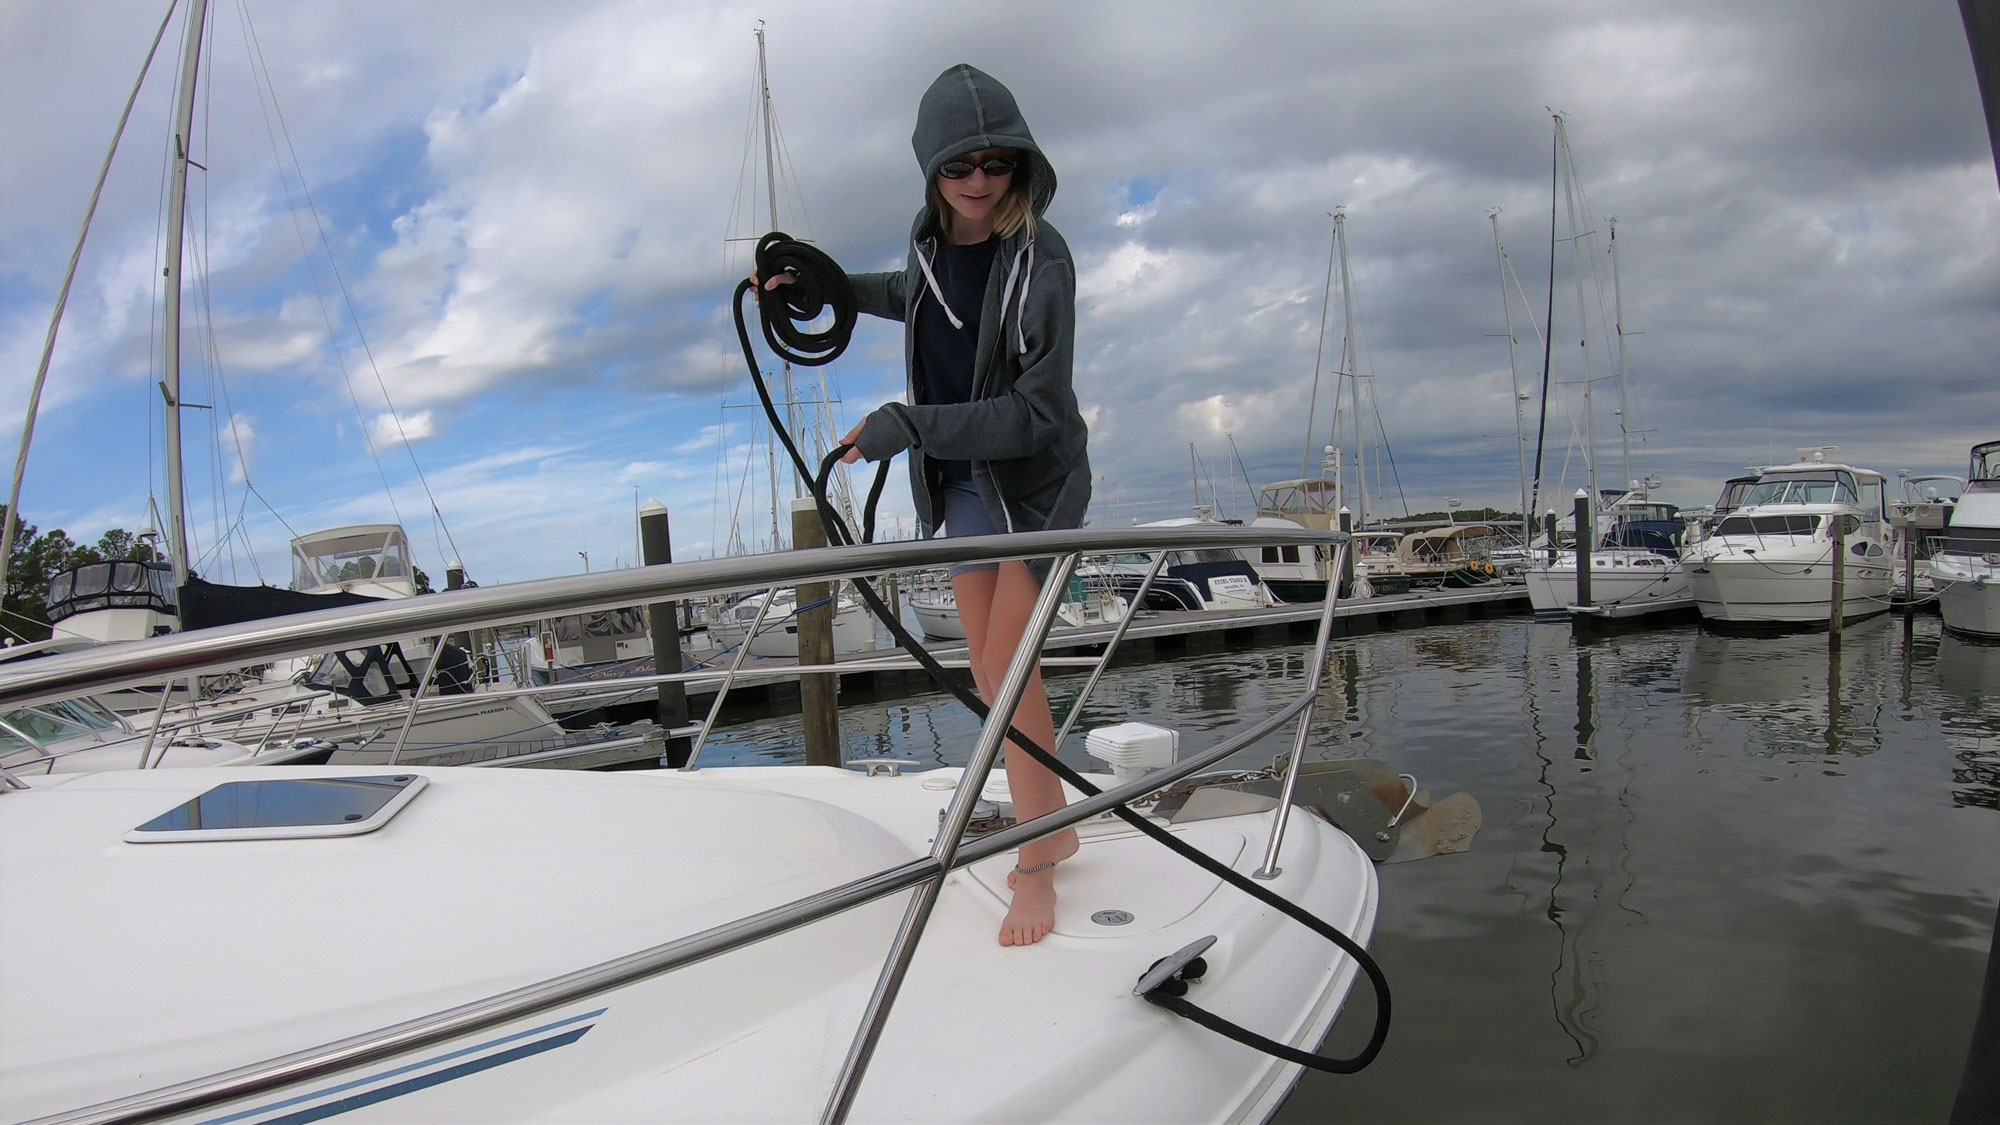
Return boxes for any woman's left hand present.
[839,420,867,463]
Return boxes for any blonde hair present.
[931,163,1034,241]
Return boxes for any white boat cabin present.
[291,524,416,599]
[1256,477,1341,532]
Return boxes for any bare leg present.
[956,561,1076,946]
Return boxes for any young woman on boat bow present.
[759,63,1090,946]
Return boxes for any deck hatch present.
[125,774,427,842]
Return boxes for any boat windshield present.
[1714,477,1759,514]
[1715,514,1824,537]
[1971,441,1999,482]
[1743,474,1856,507]
[0,699,125,752]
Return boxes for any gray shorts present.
[942,482,1000,578]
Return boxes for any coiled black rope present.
[751,232,858,366]
[733,233,1390,1073]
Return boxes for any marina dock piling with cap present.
[641,500,693,766]
[792,497,841,767]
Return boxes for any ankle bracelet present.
[1013,859,1058,876]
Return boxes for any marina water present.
[699,612,1999,1121]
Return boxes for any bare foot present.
[1006,828,1080,892]
[1000,863,1058,946]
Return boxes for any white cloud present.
[368,409,434,448]
[224,413,257,484]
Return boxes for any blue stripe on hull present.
[261,1028,592,1125]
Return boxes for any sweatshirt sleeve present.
[880,254,1079,463]
[848,270,910,323]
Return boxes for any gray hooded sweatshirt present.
[848,65,1091,554]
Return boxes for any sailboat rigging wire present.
[1529,118,1560,521]
[1227,434,1259,513]
[736,232,1391,1078]
[236,0,465,573]
[1370,395,1412,519]
[0,0,181,600]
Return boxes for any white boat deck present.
[2,764,1376,1123]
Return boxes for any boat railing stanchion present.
[1254,539,1348,880]
[1051,549,1168,753]
[680,586,779,770]
[386,638,449,767]
[136,672,177,769]
[250,695,299,758]
[820,550,1081,1125]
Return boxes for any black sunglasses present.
[938,155,1020,180]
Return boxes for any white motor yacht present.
[707,584,880,659]
[1684,455,1896,626]
[1523,497,1690,618]
[0,522,1388,1125]
[907,571,1128,642]
[1933,440,2000,639]
[1074,518,1281,613]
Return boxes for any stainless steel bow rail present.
[5,523,1357,1125]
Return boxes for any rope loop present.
[753,231,857,367]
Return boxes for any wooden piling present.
[640,500,693,765]
[1543,511,1560,566]
[1572,490,1593,609]
[1902,520,1917,609]
[1337,506,1355,596]
[882,570,901,625]
[792,498,841,767]
[1830,516,1846,640]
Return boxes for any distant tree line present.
[2,507,160,643]
[1397,507,1524,526]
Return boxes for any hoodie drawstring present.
[996,238,1036,355]
[915,240,964,330]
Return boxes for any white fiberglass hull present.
[709,596,879,659]
[1688,556,1893,625]
[1525,553,1692,616]
[911,598,966,640]
[1933,554,2000,639]
[2,764,1378,1123]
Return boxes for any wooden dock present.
[540,582,1530,727]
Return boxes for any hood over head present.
[912,64,1057,222]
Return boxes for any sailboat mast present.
[1333,211,1367,531]
[754,24,800,506]
[1610,216,1634,495]
[1555,115,1599,517]
[1489,209,1532,552]
[162,0,211,587]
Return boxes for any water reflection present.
[1932,633,2000,810]
[1510,627,1651,1067]
[1680,618,1895,757]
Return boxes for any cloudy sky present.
[2,0,1994,588]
